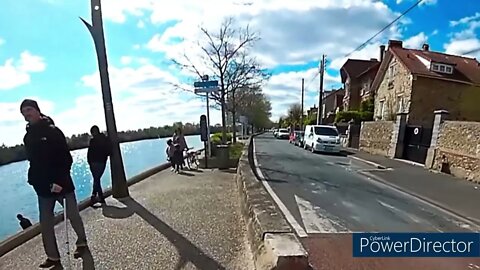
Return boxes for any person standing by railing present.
[20,99,88,268]
[87,125,111,204]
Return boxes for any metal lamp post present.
[81,0,129,198]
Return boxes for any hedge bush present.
[335,111,373,124]
[210,132,233,144]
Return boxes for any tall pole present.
[81,0,129,198]
[206,92,211,157]
[301,78,305,131]
[316,55,325,125]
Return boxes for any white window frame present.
[431,62,453,74]
[397,95,403,113]
[379,100,385,120]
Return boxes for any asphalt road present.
[254,133,480,270]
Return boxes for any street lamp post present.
[81,0,129,198]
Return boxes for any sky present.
[1,0,479,146]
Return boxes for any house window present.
[397,96,403,113]
[379,100,385,120]
[431,62,454,74]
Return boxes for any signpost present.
[194,76,219,158]
[200,114,208,167]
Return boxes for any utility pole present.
[81,0,129,198]
[316,55,326,125]
[301,78,305,131]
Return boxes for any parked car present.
[303,125,341,153]
[276,128,290,139]
[293,131,305,147]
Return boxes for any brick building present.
[340,58,380,111]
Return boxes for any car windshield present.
[279,129,288,133]
[314,127,338,136]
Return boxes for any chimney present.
[380,45,386,62]
[422,43,429,51]
[388,40,403,48]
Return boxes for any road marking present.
[252,138,308,238]
[349,156,392,170]
[295,195,347,234]
[359,170,480,231]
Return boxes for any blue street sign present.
[194,80,218,88]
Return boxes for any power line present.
[344,0,424,58]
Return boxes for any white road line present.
[252,138,308,238]
[295,195,346,234]
[350,156,391,170]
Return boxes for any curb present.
[236,134,309,270]
[349,156,390,170]
[0,161,173,258]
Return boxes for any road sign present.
[194,87,219,94]
[194,80,218,88]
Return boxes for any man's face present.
[21,106,41,124]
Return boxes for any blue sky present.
[1,0,479,146]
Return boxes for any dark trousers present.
[89,162,106,199]
[38,192,87,260]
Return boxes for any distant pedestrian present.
[20,99,88,268]
[172,143,183,174]
[166,139,175,171]
[87,125,111,204]
[17,214,32,230]
[173,127,188,170]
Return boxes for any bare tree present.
[286,103,303,129]
[172,17,268,144]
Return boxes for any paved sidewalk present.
[0,169,253,270]
[345,148,480,224]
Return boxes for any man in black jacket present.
[20,99,88,268]
[87,125,111,204]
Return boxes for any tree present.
[235,86,272,131]
[286,103,303,129]
[172,17,268,144]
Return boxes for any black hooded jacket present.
[87,133,111,164]
[23,117,74,197]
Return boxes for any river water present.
[0,135,203,242]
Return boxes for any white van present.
[303,125,341,153]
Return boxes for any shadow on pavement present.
[81,247,95,270]
[101,204,134,219]
[104,197,226,270]
[179,171,195,177]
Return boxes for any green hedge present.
[335,111,373,124]
[229,142,245,159]
[211,132,233,144]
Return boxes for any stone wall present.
[433,121,480,183]
[359,121,394,156]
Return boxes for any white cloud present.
[404,32,428,49]
[137,20,145,28]
[120,56,132,65]
[143,0,404,69]
[263,68,341,120]
[450,12,480,27]
[0,38,4,46]
[444,38,480,58]
[0,51,46,90]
